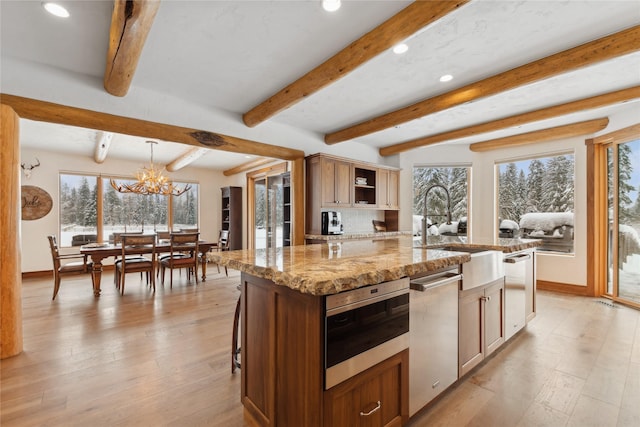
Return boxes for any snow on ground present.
[519,212,573,231]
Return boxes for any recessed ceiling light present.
[392,43,409,55]
[439,74,453,82]
[322,0,341,12]
[245,155,253,159]
[42,2,70,18]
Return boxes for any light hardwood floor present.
[1,271,639,426]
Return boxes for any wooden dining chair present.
[209,230,230,276]
[155,230,187,278]
[160,232,200,288]
[116,234,156,295]
[113,232,148,287]
[47,235,94,300]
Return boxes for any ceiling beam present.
[166,147,209,172]
[223,157,276,176]
[379,86,640,156]
[469,118,609,152]
[93,131,113,163]
[104,0,160,97]
[1,94,305,161]
[591,123,640,145]
[242,0,469,127]
[326,24,640,144]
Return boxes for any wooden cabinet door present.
[321,157,338,206]
[335,160,352,206]
[321,158,351,207]
[484,279,505,357]
[377,169,389,208]
[458,287,484,377]
[324,350,407,427]
[387,170,399,210]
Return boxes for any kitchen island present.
[210,236,540,427]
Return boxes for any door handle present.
[360,401,381,417]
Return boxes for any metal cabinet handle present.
[504,253,531,263]
[360,401,381,417]
[481,296,492,302]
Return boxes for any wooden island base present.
[240,272,409,427]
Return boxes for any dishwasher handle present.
[504,253,531,264]
[410,273,463,292]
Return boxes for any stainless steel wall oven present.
[324,278,409,389]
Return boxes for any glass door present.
[607,139,640,304]
[253,174,284,250]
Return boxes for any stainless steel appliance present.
[409,268,462,416]
[504,249,535,340]
[321,211,343,235]
[324,278,409,389]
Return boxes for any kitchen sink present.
[431,246,504,290]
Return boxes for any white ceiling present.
[1,0,639,170]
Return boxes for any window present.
[172,182,199,230]
[59,174,198,247]
[497,153,575,253]
[413,166,469,236]
[60,174,98,247]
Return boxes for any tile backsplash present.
[325,209,385,233]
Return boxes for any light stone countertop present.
[209,236,541,296]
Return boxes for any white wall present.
[20,147,232,273]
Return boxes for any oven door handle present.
[326,288,408,316]
[410,273,462,292]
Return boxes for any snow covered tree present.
[541,155,574,212]
[526,159,545,212]
[413,167,467,224]
[617,143,636,222]
[498,162,520,221]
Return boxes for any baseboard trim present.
[22,265,114,280]
[22,270,51,279]
[537,280,590,296]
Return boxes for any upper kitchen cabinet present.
[377,168,399,211]
[353,166,377,208]
[306,153,400,234]
[318,155,353,207]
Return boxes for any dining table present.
[80,240,218,296]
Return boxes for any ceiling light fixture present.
[393,43,409,54]
[439,74,453,82]
[110,141,191,196]
[322,0,341,12]
[42,2,70,18]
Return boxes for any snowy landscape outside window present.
[171,182,199,231]
[497,154,575,253]
[413,166,469,236]
[59,174,98,247]
[59,174,198,247]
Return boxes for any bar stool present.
[232,284,241,373]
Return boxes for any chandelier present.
[110,141,191,196]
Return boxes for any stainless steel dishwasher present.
[409,268,462,416]
[504,249,535,340]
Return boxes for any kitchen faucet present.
[421,184,452,247]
